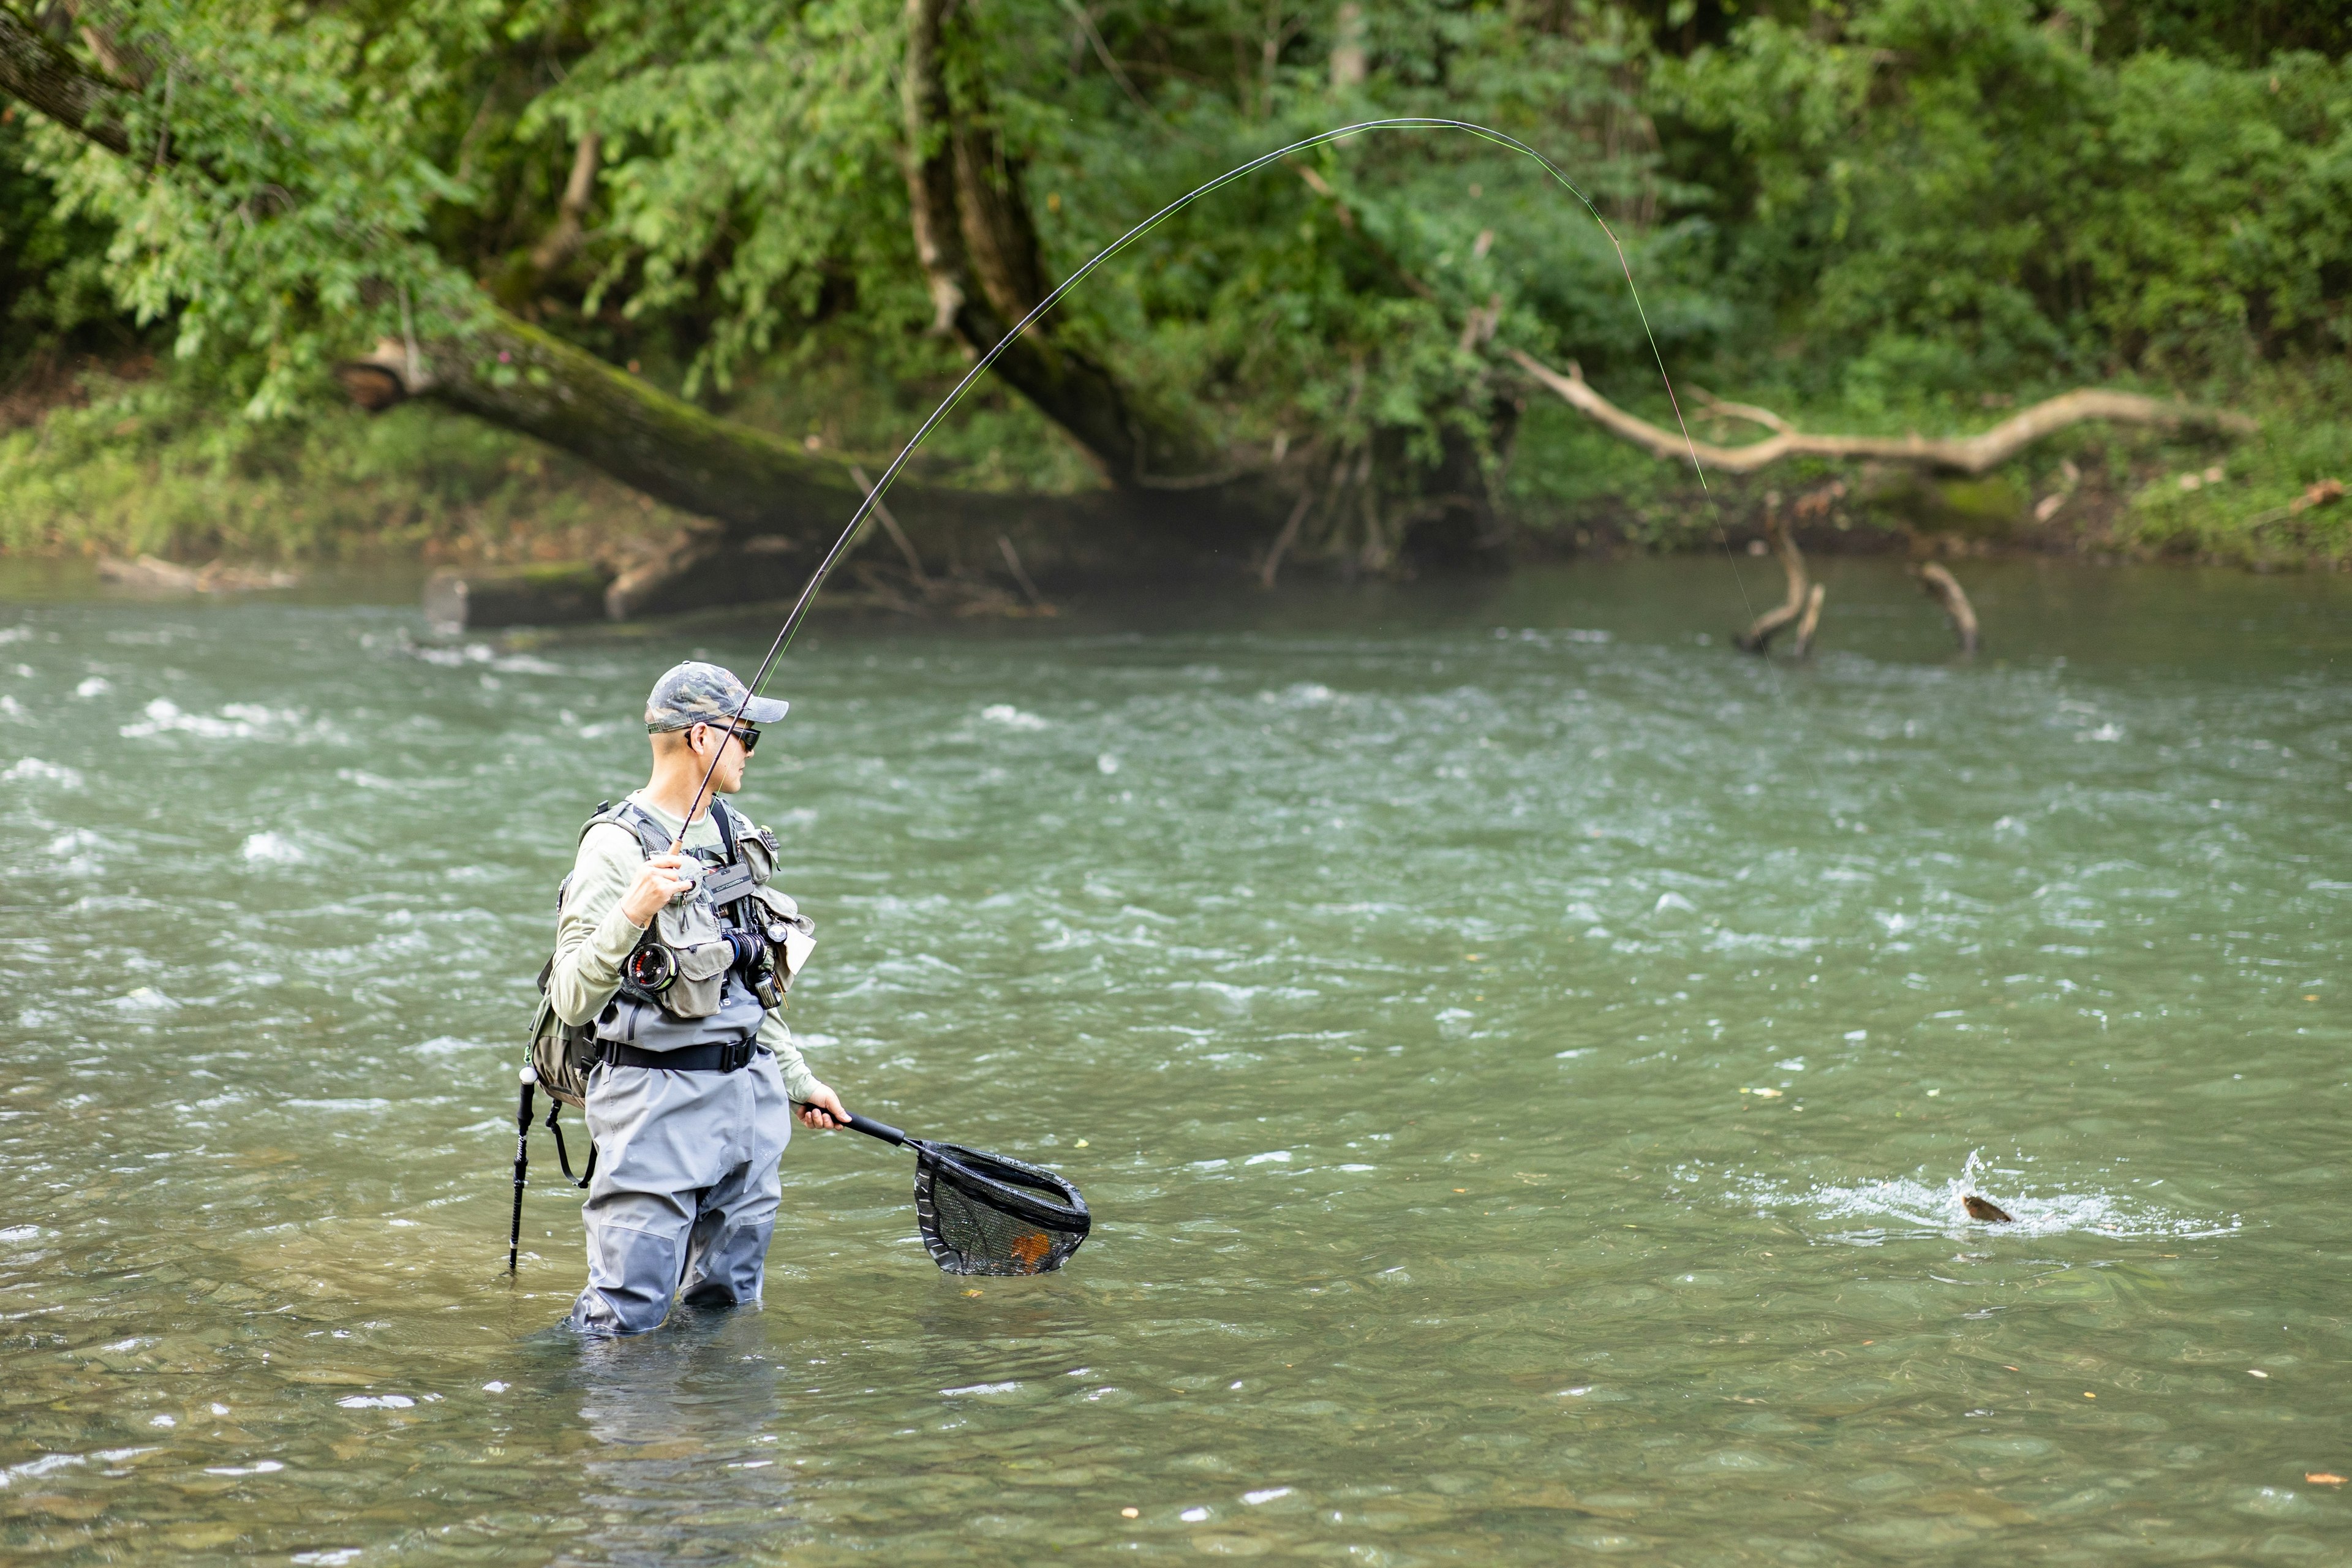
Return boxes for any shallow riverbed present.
[2,557,2347,1564]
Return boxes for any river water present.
[1,557,2346,1564]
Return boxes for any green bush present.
[0,371,685,562]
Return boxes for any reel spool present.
[625,944,677,992]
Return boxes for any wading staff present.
[508,1064,537,1272]
[662,118,1714,839]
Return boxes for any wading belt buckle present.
[718,1039,753,1073]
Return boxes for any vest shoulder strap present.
[579,798,668,859]
[577,797,750,864]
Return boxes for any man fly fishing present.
[513,123,1634,1296]
[542,661,850,1335]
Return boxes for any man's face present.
[688,720,755,793]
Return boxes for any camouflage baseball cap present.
[644,661,790,733]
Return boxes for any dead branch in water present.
[996,534,1053,612]
[1915,563,1980,655]
[1735,500,1819,654]
[1792,582,1826,658]
[1259,488,1316,589]
[1506,350,2256,477]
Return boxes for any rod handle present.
[797,1101,907,1146]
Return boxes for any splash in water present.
[1705,1149,2241,1245]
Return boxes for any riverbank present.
[2,358,2345,582]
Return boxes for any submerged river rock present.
[1,558,2346,1564]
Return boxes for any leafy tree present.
[1,0,2346,573]
[1665,0,2352,404]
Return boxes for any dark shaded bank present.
[4,357,2345,631]
[423,459,2352,631]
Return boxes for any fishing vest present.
[583,796,811,1053]
[529,796,817,1112]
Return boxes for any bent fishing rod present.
[668,116,1723,837]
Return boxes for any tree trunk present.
[340,319,1184,618]
[337,317,869,545]
[0,6,136,155]
[897,0,1216,486]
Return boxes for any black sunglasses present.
[698,721,760,754]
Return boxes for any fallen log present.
[97,554,298,592]
[424,562,613,629]
[337,322,872,549]
[602,535,818,622]
[1506,350,2256,477]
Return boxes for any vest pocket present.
[649,899,734,1019]
[662,939,734,1019]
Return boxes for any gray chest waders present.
[508,797,801,1272]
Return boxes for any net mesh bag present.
[913,1144,1090,1276]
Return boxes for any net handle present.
[799,1101,907,1147]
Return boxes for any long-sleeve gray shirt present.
[544,791,820,1102]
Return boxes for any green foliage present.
[0,0,2346,565]
[1667,0,2352,398]
[2113,0,2352,66]
[21,0,483,416]
[2100,361,2352,565]
[0,112,125,379]
[535,0,914,398]
[1015,0,1709,456]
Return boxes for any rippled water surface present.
[2,557,2348,1564]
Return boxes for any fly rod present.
[664,116,1720,840]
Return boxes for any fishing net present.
[912,1143,1090,1276]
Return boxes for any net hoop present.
[913,1142,1091,1276]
